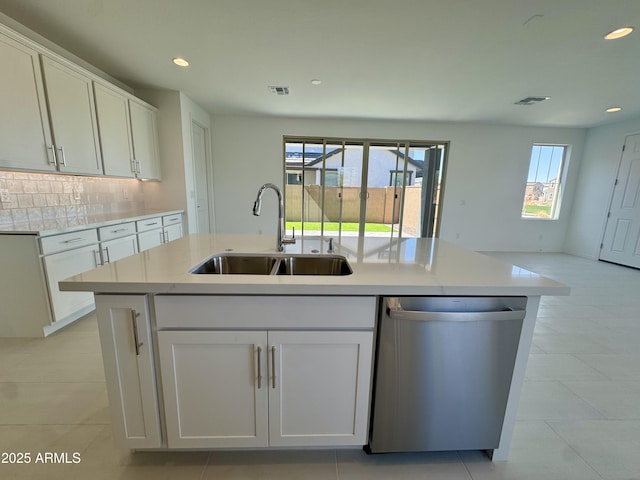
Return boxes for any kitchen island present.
[60,234,569,461]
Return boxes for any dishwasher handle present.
[387,306,525,323]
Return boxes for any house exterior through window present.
[522,144,568,220]
[283,137,448,239]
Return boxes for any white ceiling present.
[1,0,639,128]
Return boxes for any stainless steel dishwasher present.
[367,296,527,453]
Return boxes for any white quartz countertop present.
[0,209,183,236]
[59,234,570,296]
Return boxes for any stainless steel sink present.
[190,254,280,275]
[276,255,352,276]
[190,253,352,276]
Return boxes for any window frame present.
[521,144,569,221]
[283,136,449,238]
[389,170,414,187]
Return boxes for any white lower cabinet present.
[101,234,138,263]
[158,328,373,449]
[95,295,161,449]
[158,331,269,449]
[137,228,163,252]
[268,330,373,447]
[163,222,183,243]
[43,243,100,323]
[136,214,183,252]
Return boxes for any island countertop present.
[59,234,569,297]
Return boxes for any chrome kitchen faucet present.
[252,183,296,252]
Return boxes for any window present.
[284,137,448,238]
[389,170,413,187]
[522,145,567,219]
[324,170,340,187]
[287,172,302,185]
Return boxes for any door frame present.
[599,130,640,267]
[190,115,214,233]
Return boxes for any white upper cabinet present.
[41,56,103,175]
[0,30,55,171]
[129,99,161,180]
[1,22,161,179]
[94,82,135,177]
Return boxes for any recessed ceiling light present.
[310,79,322,85]
[172,57,190,67]
[606,107,623,113]
[604,27,634,40]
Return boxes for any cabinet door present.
[42,243,100,322]
[41,56,103,175]
[129,100,161,179]
[0,31,55,171]
[268,330,374,447]
[163,223,183,243]
[95,295,161,448]
[137,228,163,252]
[94,82,134,177]
[101,234,138,263]
[158,331,269,448]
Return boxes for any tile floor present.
[0,252,639,479]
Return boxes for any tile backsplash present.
[0,171,145,230]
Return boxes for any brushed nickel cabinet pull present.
[131,309,143,355]
[47,145,57,165]
[256,346,262,389]
[271,346,276,389]
[57,146,67,166]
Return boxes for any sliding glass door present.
[284,137,447,239]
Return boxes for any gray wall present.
[564,118,640,259]
[210,115,587,252]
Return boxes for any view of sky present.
[527,145,564,183]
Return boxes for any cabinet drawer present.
[99,222,136,241]
[154,295,376,329]
[162,213,182,226]
[136,217,162,232]
[40,229,98,255]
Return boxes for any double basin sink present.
[191,253,352,276]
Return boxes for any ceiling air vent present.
[268,86,290,95]
[514,96,550,106]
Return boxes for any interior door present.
[600,132,640,268]
[192,120,211,233]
